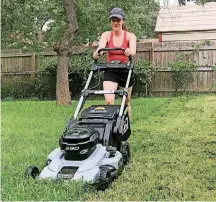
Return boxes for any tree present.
[2,0,78,105]
[54,0,78,105]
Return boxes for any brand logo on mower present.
[95,106,105,110]
[66,146,79,151]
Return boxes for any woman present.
[93,7,137,118]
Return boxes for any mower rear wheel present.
[120,142,130,165]
[98,166,112,191]
[25,166,40,179]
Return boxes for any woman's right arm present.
[93,32,108,59]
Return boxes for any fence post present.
[150,46,154,65]
[31,53,36,78]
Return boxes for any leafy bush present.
[1,74,56,100]
[168,55,198,91]
[133,59,155,96]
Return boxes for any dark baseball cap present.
[109,8,126,20]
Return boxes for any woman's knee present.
[125,87,132,106]
[125,98,130,106]
[105,98,114,105]
[104,95,115,105]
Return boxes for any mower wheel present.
[120,141,130,165]
[25,166,40,179]
[98,166,111,191]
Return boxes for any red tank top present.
[107,31,129,63]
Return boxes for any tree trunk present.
[38,26,43,42]
[56,55,71,105]
[55,0,78,105]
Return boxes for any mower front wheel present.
[25,166,40,179]
[120,141,130,165]
[98,166,112,191]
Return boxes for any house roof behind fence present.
[155,2,216,32]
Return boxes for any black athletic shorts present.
[103,70,134,87]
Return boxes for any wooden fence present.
[1,40,216,97]
[136,40,216,96]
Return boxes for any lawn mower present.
[25,48,134,190]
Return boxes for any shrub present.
[1,74,56,100]
[133,59,155,96]
[168,55,198,91]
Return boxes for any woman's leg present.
[125,86,133,119]
[103,81,118,104]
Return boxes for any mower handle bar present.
[95,47,132,62]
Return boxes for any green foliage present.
[68,50,93,78]
[1,0,159,50]
[1,0,65,51]
[191,39,211,53]
[133,60,156,96]
[134,60,155,86]
[44,49,93,87]
[168,55,198,91]
[1,74,56,100]
[76,0,159,43]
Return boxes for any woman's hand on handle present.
[124,48,132,57]
[93,51,100,59]
[93,32,108,59]
[93,51,104,60]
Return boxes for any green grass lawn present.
[1,95,216,201]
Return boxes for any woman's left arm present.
[125,33,137,57]
[129,33,137,56]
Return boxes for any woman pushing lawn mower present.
[93,7,137,119]
[24,8,135,191]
